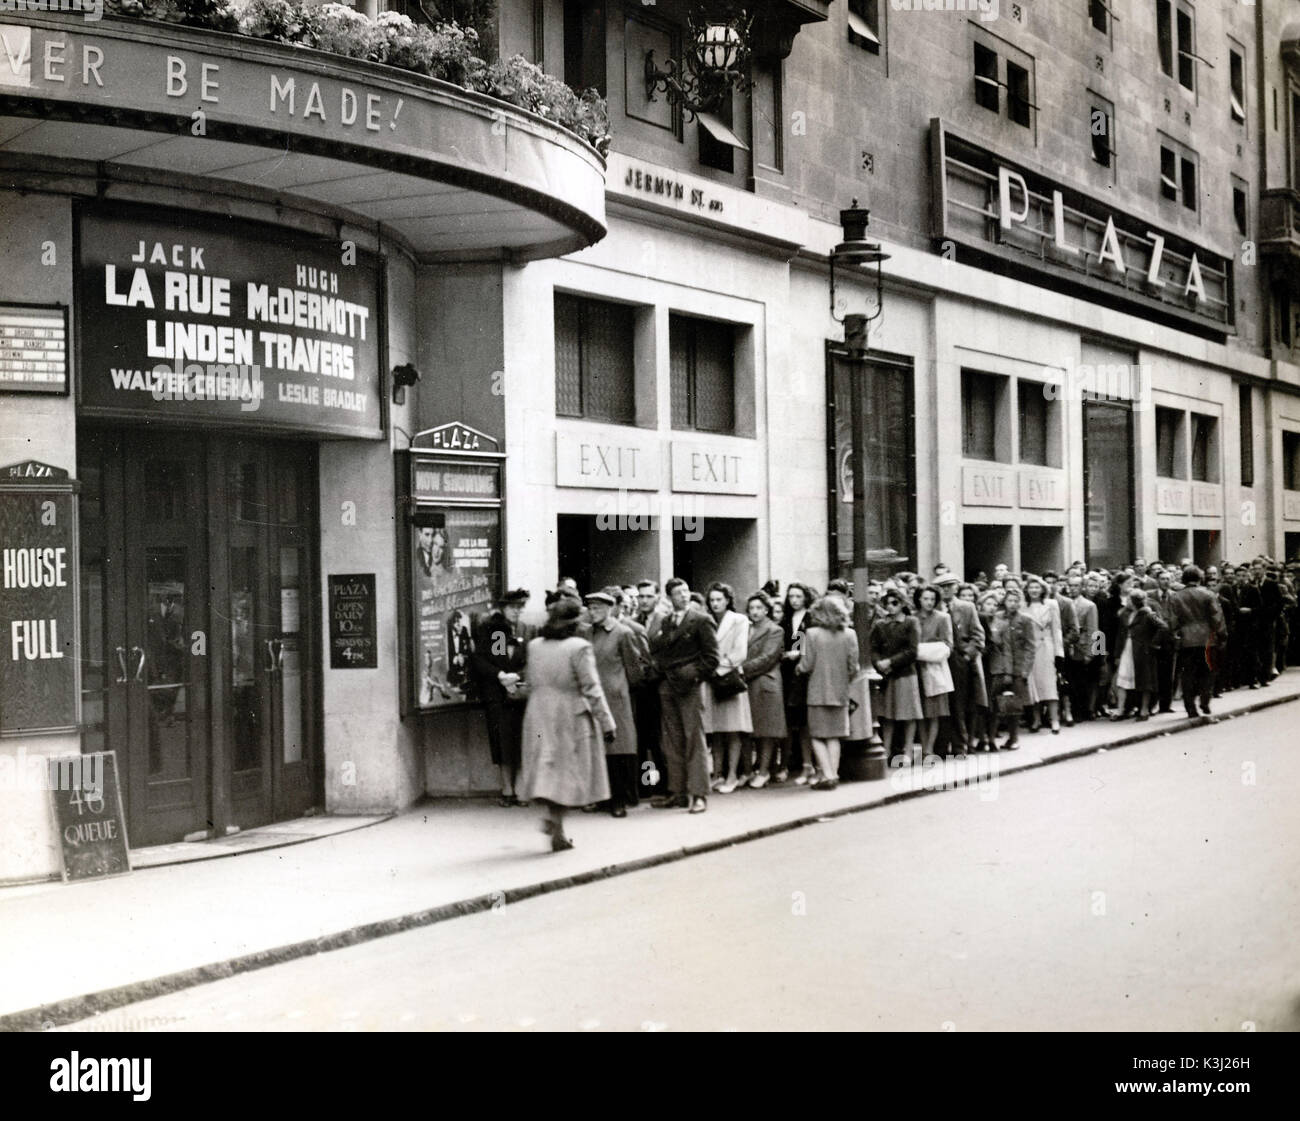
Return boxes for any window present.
[1229,48,1246,124]
[1018,380,1050,466]
[1180,156,1197,210]
[670,315,735,433]
[1190,414,1216,482]
[974,42,1000,112]
[1006,62,1033,128]
[554,294,635,423]
[1160,146,1179,201]
[1089,0,1111,34]
[1091,102,1115,168]
[1159,141,1198,211]
[848,0,880,53]
[697,94,746,174]
[962,370,1000,461]
[972,38,1036,129]
[1175,6,1195,91]
[1239,384,1254,488]
[1278,285,1294,349]
[1285,432,1300,492]
[1157,0,1173,77]
[1156,406,1184,478]
[1232,180,1248,237]
[751,59,782,173]
[563,0,606,97]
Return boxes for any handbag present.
[918,657,954,698]
[710,667,748,699]
[916,640,950,663]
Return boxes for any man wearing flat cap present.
[584,591,643,816]
[471,589,531,806]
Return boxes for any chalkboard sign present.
[48,751,131,882]
[329,573,377,669]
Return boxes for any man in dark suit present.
[648,577,718,813]
[1150,568,1178,712]
[1170,565,1227,717]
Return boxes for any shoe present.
[772,769,789,784]
[811,778,839,791]
[793,769,811,786]
[717,779,738,794]
[748,773,770,789]
[1063,716,1075,728]
[1050,723,1060,734]
[1201,700,1212,714]
[1158,706,1173,714]
[515,799,530,808]
[689,796,707,814]
[551,832,574,852]
[581,803,602,813]
[710,776,724,791]
[610,806,627,818]
[651,794,687,809]
[1136,712,1150,722]
[1000,738,1019,751]
[498,794,517,808]
[1184,708,1199,719]
[977,740,993,752]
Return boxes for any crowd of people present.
[465,556,1299,851]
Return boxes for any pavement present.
[3,671,1298,1031]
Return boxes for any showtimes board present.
[0,306,67,395]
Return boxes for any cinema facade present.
[0,12,605,881]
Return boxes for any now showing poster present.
[410,508,501,709]
[76,207,383,438]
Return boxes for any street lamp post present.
[830,203,890,781]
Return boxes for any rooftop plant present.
[102,0,612,155]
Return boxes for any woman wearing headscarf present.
[796,593,859,790]
[1022,574,1064,734]
[869,587,923,763]
[703,582,753,793]
[518,599,616,851]
[1110,587,1169,721]
[742,592,787,788]
[986,586,1037,751]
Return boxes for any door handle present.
[265,639,279,673]
[132,646,146,682]
[276,639,285,668]
[114,646,128,684]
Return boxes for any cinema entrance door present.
[77,429,321,847]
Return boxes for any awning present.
[697,112,749,151]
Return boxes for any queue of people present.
[465,554,1298,851]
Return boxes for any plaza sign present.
[930,120,1233,334]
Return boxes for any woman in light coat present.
[915,585,954,758]
[742,592,787,788]
[703,582,753,793]
[797,593,859,790]
[1022,574,1064,733]
[986,587,1037,751]
[519,600,616,851]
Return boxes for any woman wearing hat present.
[470,589,532,806]
[796,593,859,789]
[518,599,617,850]
[870,589,923,763]
[986,586,1036,750]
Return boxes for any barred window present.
[1018,380,1050,466]
[670,315,735,434]
[1239,384,1254,487]
[554,294,636,424]
[1156,406,1183,479]
[962,370,1000,461]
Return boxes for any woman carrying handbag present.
[915,585,955,759]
